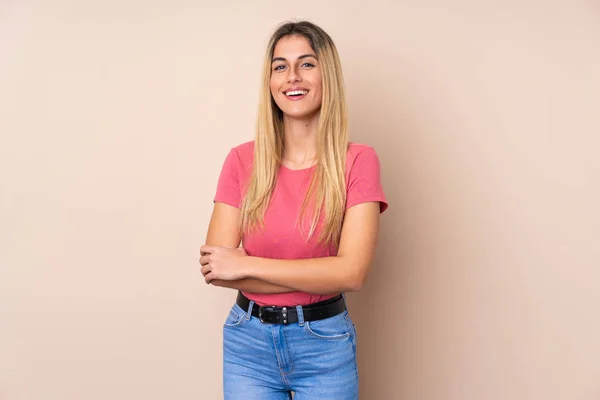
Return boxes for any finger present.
[200,245,216,254]
[199,254,210,266]
[205,272,213,284]
[201,264,211,276]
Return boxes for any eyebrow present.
[271,54,318,63]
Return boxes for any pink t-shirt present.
[214,141,388,306]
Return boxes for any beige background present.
[1,1,599,399]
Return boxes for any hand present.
[199,245,248,284]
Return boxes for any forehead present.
[272,35,315,58]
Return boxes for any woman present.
[200,20,388,400]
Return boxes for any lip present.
[283,87,309,101]
[284,87,309,93]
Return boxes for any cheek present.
[314,87,322,100]
[312,76,323,101]
[269,75,282,96]
[313,84,323,104]
[269,81,276,97]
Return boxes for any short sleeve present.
[346,146,388,213]
[214,148,242,208]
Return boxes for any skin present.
[270,34,322,169]
[200,35,381,295]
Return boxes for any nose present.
[287,65,301,83]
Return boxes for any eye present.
[273,65,286,71]
[301,62,315,68]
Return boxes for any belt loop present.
[341,292,348,307]
[246,300,255,321]
[296,305,305,326]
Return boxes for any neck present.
[282,112,319,167]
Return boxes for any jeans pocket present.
[304,311,351,340]
[223,304,246,328]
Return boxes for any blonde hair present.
[240,21,348,247]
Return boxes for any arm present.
[210,278,294,293]
[202,202,381,294]
[203,202,295,293]
[244,202,380,293]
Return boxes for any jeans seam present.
[271,326,293,390]
[223,316,245,328]
[281,328,295,376]
[304,321,351,340]
[224,306,246,328]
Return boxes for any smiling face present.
[269,35,323,121]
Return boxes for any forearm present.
[211,278,296,294]
[242,256,363,295]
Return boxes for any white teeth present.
[285,90,308,96]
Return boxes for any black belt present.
[236,291,346,325]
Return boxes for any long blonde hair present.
[240,21,348,247]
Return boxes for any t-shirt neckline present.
[279,163,317,172]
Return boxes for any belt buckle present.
[258,305,288,324]
[258,305,277,323]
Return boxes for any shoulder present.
[347,142,377,156]
[227,140,254,169]
[230,140,254,157]
[346,142,380,167]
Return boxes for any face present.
[269,35,323,120]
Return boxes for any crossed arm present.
[200,201,381,295]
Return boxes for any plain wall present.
[1,1,599,399]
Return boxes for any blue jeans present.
[222,296,359,399]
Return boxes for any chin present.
[280,107,321,120]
